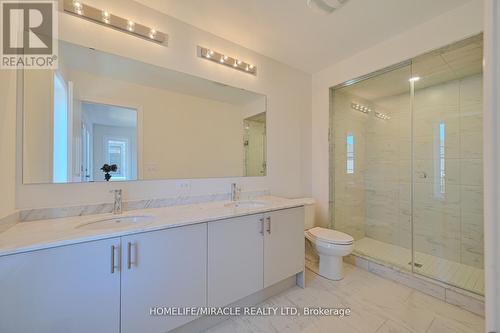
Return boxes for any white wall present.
[311,0,484,228]
[16,0,311,209]
[71,69,245,180]
[0,70,17,219]
[22,70,53,184]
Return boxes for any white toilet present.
[304,204,354,280]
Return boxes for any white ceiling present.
[82,102,138,128]
[133,0,472,73]
[339,34,483,101]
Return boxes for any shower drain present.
[408,262,423,268]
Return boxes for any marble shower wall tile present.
[19,190,269,222]
[332,74,484,270]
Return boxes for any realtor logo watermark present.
[1,0,58,69]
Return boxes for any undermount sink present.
[77,215,154,230]
[224,200,268,208]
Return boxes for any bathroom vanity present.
[6,30,311,333]
[0,197,309,333]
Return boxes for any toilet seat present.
[306,227,354,245]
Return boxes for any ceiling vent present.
[307,0,349,13]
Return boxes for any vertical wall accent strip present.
[484,0,500,331]
[409,74,416,274]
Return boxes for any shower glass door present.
[330,63,413,272]
[329,35,484,296]
[412,35,484,295]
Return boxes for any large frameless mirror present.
[22,41,267,184]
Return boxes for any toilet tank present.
[304,203,316,230]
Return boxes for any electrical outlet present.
[176,180,191,190]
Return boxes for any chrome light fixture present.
[198,46,257,76]
[63,0,168,45]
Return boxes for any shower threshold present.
[354,237,484,295]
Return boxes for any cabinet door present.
[121,223,207,333]
[264,207,305,288]
[0,238,121,333]
[208,214,264,307]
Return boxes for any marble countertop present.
[0,196,314,257]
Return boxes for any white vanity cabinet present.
[0,204,305,333]
[263,207,305,287]
[207,207,305,306]
[0,238,122,333]
[208,214,264,306]
[120,223,207,333]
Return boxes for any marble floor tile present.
[205,266,483,333]
[375,320,414,333]
[354,237,484,295]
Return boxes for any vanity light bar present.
[351,102,371,114]
[375,111,391,120]
[63,0,168,45]
[198,46,257,76]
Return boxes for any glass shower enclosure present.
[330,35,484,295]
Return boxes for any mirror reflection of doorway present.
[244,112,267,176]
[80,102,138,182]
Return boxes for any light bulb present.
[127,21,135,31]
[409,76,420,82]
[102,11,110,23]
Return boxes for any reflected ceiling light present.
[198,46,257,76]
[351,102,371,114]
[63,0,168,45]
[409,76,421,82]
[375,111,391,120]
[307,0,350,13]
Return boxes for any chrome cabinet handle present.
[259,217,264,235]
[111,245,118,273]
[266,216,271,234]
[127,242,133,269]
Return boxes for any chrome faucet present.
[231,183,241,202]
[110,189,123,214]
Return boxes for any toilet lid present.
[307,227,354,245]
